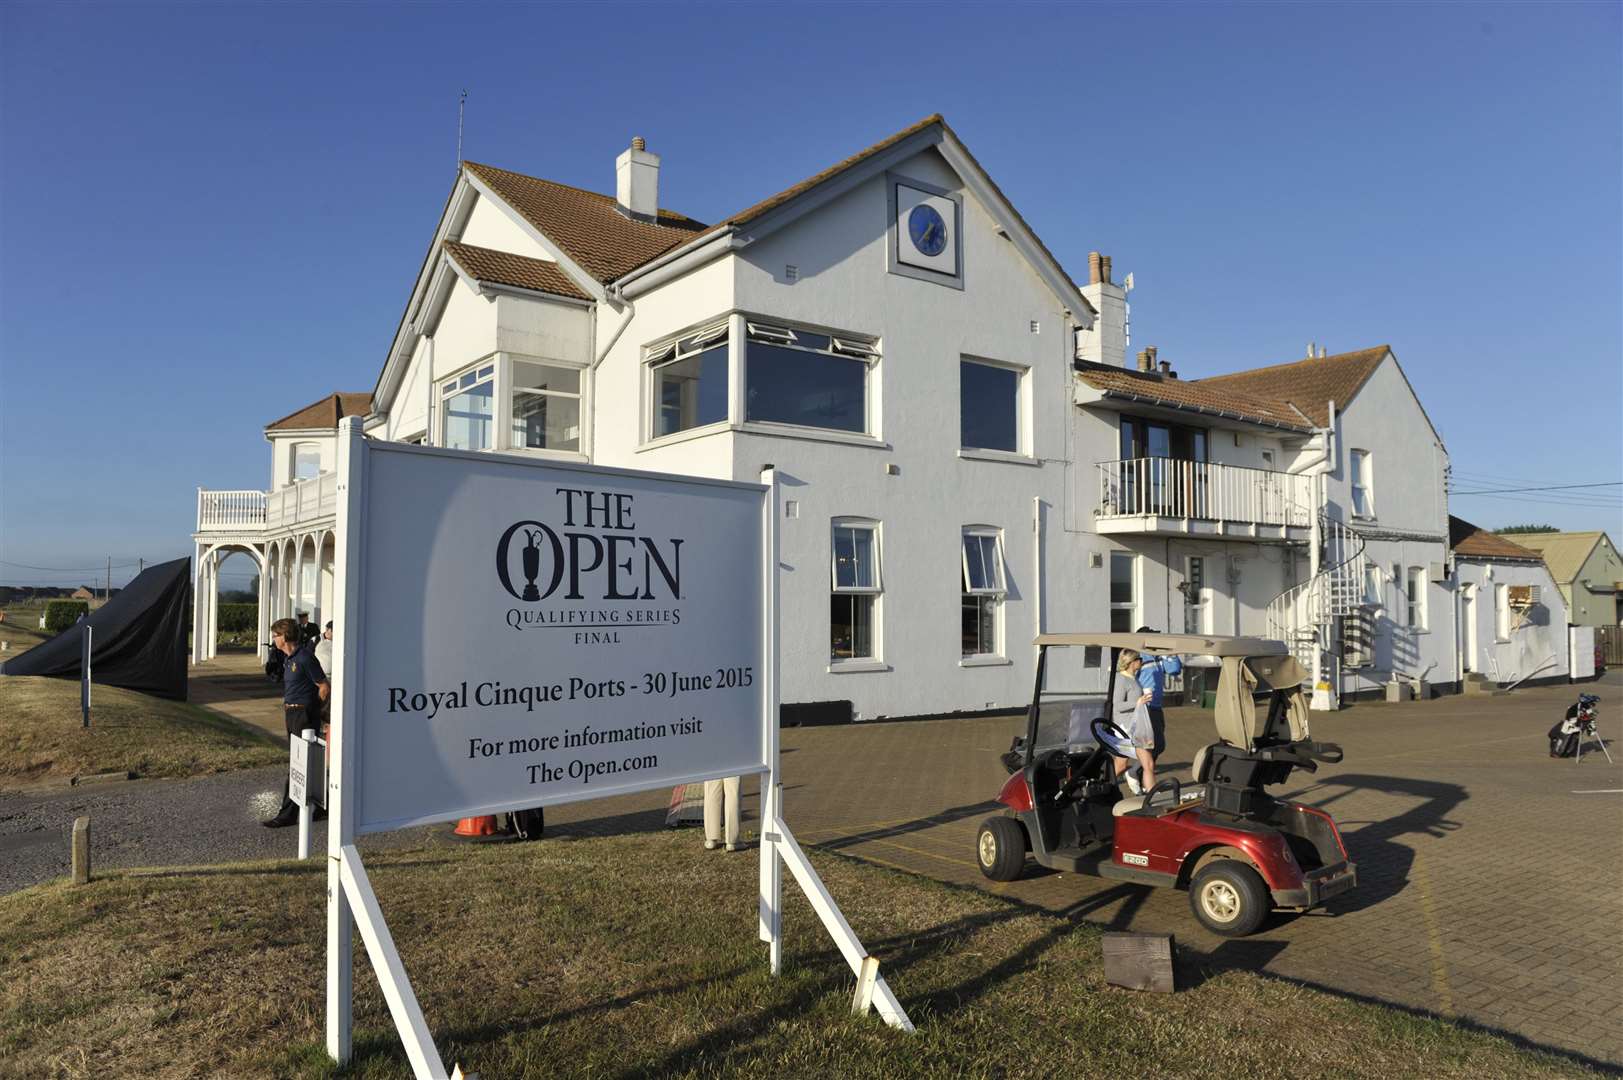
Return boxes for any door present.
[1467,584,1480,669]
[1184,556,1211,635]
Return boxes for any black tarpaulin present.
[1,557,192,700]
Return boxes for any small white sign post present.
[324,419,910,1077]
[289,728,324,860]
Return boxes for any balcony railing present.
[196,489,266,531]
[197,473,338,533]
[1096,458,1313,529]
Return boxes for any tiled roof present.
[1493,531,1606,584]
[1075,362,1314,432]
[462,161,709,284]
[1195,346,1390,428]
[265,392,373,432]
[1449,517,1543,561]
[443,241,591,301]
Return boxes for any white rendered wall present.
[458,193,552,260]
[431,278,500,382]
[495,294,591,366]
[1568,535,1623,626]
[384,336,432,442]
[1454,559,1569,682]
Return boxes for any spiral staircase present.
[1265,510,1368,681]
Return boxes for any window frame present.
[290,442,322,484]
[1350,448,1375,519]
[961,527,1006,659]
[1495,583,1511,642]
[744,318,879,437]
[958,357,1029,457]
[438,360,498,451]
[829,518,882,665]
[1406,566,1426,630]
[643,320,731,443]
[1109,551,1139,633]
[507,357,586,455]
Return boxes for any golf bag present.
[263,645,284,683]
[1548,694,1599,758]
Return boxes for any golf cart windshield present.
[1030,644,1111,756]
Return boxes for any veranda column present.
[193,542,206,664]
[292,538,305,623]
[206,550,221,661]
[256,546,272,662]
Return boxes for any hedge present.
[44,600,91,634]
[218,603,259,634]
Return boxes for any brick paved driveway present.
[184,656,1622,1067]
[777,670,1623,1069]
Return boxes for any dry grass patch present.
[0,676,282,787]
[0,831,1600,1079]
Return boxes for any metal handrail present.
[1095,458,1313,528]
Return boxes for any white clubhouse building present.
[193,115,1573,718]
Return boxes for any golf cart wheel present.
[976,816,1027,882]
[1189,861,1269,937]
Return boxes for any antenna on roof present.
[457,89,468,168]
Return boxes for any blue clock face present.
[907,203,948,257]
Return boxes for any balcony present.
[196,473,338,536]
[1094,458,1313,540]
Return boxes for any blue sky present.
[2,2,1619,589]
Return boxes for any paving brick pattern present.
[189,655,1623,1066]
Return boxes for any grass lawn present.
[0,602,57,660]
[0,676,283,787]
[0,831,1597,1079]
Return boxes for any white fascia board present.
[460,170,607,306]
[476,281,595,309]
[936,131,1095,321]
[374,179,479,411]
[617,231,742,299]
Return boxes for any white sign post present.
[290,728,323,860]
[324,419,910,1076]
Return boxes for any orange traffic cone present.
[452,815,502,839]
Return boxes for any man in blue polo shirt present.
[1133,626,1182,773]
[262,617,329,828]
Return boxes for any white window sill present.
[636,422,730,453]
[958,448,1039,467]
[739,422,890,451]
[959,655,1011,668]
[827,661,891,674]
[498,447,588,463]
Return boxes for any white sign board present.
[1570,626,1596,681]
[290,733,325,809]
[348,444,767,834]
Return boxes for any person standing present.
[313,621,335,739]
[1133,627,1182,764]
[703,776,741,851]
[1110,651,1157,796]
[262,617,329,828]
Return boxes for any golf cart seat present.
[1112,781,1205,816]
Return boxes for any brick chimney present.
[615,135,660,222]
[1137,347,1156,373]
[1078,251,1127,368]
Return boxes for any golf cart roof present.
[1032,632,1288,657]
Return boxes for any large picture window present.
[511,360,581,452]
[960,360,1022,453]
[440,363,496,451]
[746,321,876,434]
[961,528,1006,657]
[647,323,728,439]
[1109,551,1138,633]
[830,520,881,662]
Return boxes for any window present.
[1495,584,1511,640]
[1364,564,1381,607]
[648,323,728,438]
[1109,552,1138,632]
[1406,566,1426,629]
[1350,449,1374,517]
[746,321,875,434]
[1183,556,1207,634]
[960,359,1022,453]
[1391,563,1402,614]
[961,529,1006,657]
[291,443,321,482]
[830,521,881,662]
[440,363,496,450]
[511,360,581,452]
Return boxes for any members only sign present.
[348,443,767,833]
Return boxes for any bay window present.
[961,528,1006,657]
[831,519,881,662]
[647,322,728,438]
[746,321,876,434]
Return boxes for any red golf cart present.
[976,633,1356,936]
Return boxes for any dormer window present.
[291,442,321,483]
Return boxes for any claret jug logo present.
[496,486,684,643]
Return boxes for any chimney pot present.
[1137,348,1154,373]
[1088,251,1103,286]
[1100,255,1113,285]
[631,135,646,151]
[1158,359,1171,375]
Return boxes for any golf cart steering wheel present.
[1091,716,1130,747]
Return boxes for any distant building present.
[1498,531,1622,628]
[1448,518,1568,683]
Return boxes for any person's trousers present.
[703,776,740,846]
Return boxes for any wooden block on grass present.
[1102,931,1174,992]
